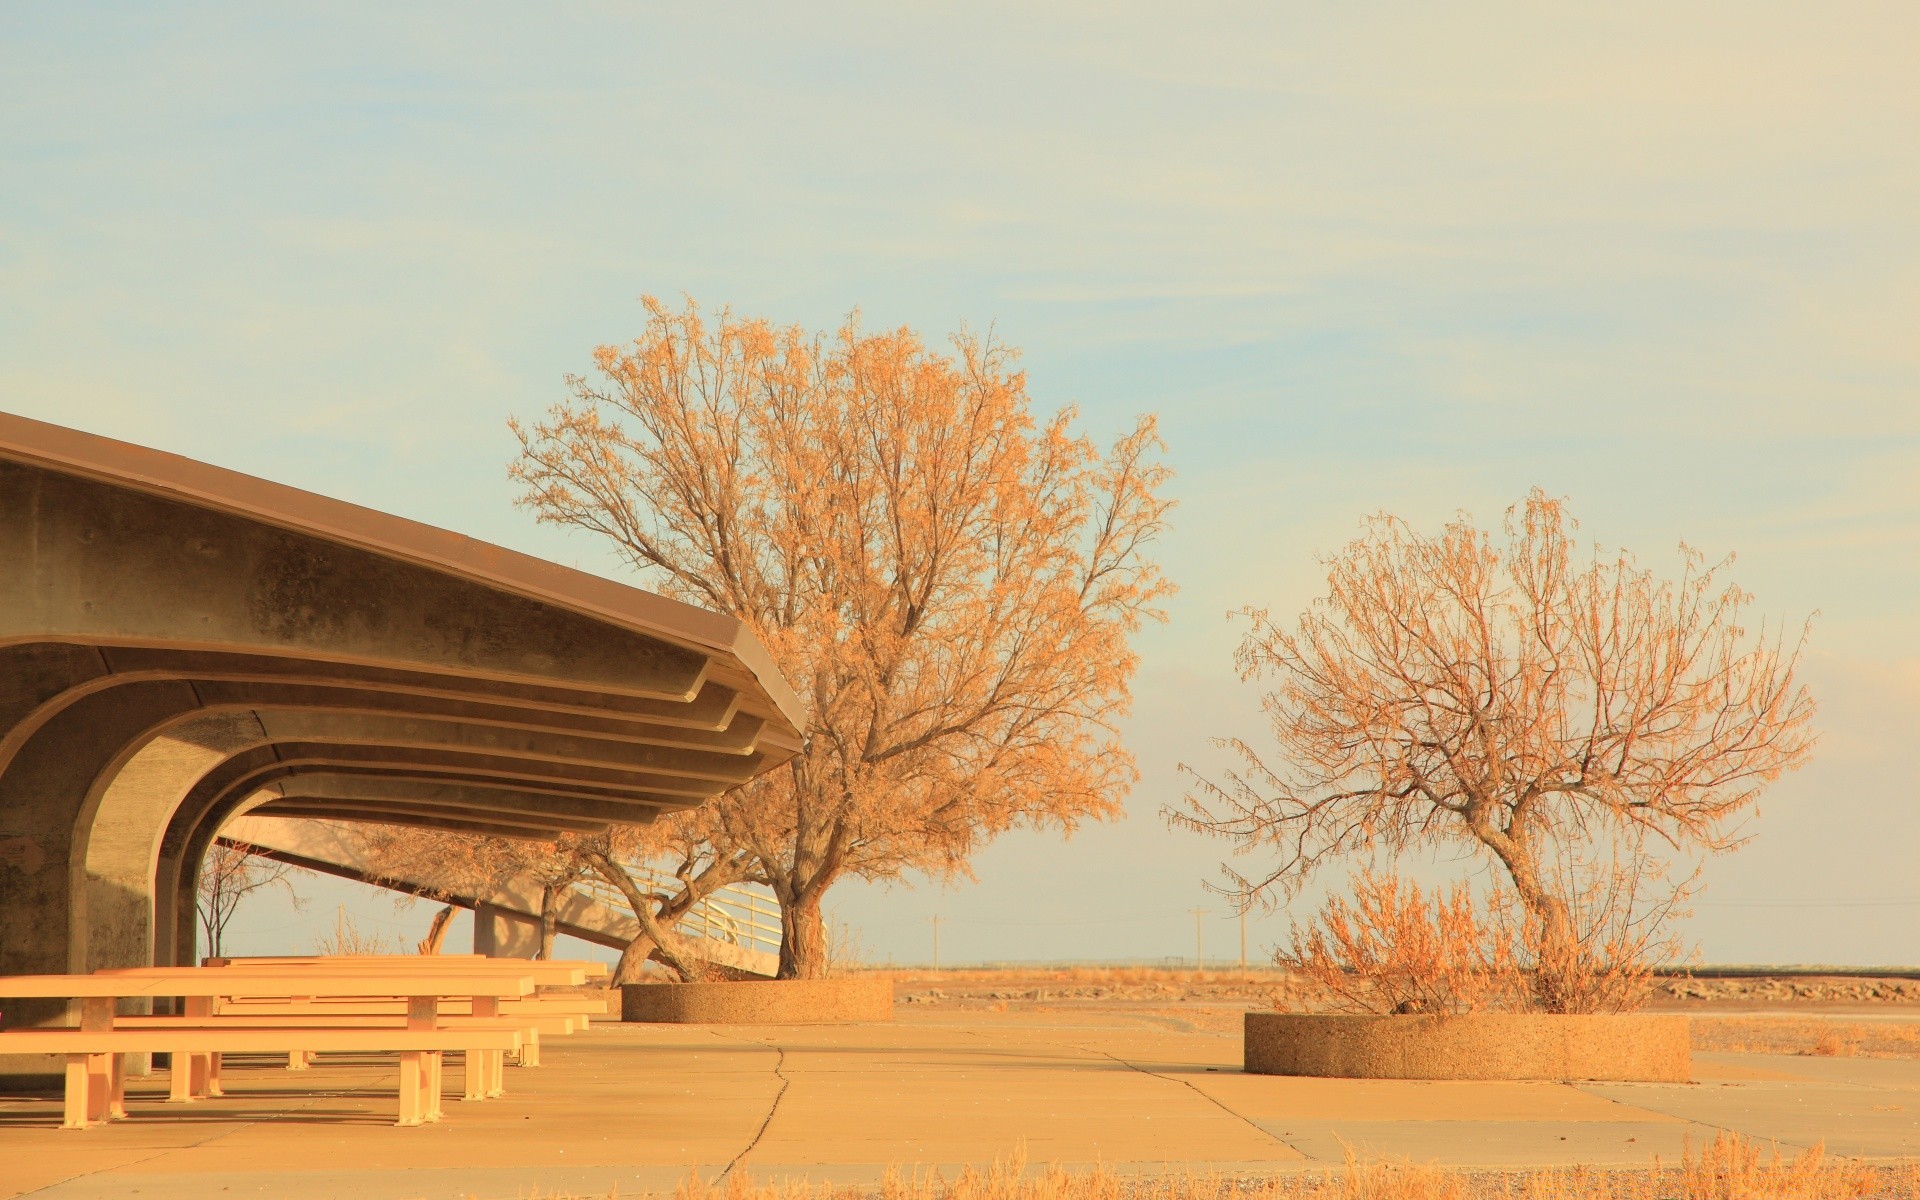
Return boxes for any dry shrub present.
[1812,1029,1857,1058]
[826,917,868,977]
[1281,870,1520,1015]
[1285,857,1683,1016]
[310,905,401,956]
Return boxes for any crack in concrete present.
[709,1033,791,1182]
[1074,1042,1310,1159]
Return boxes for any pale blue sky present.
[4,4,1917,965]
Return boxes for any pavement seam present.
[707,1032,791,1182]
[1072,1042,1311,1160]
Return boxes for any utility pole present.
[1238,908,1247,976]
[932,913,942,971]
[1188,907,1207,971]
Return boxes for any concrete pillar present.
[473,902,540,958]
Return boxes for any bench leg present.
[85,1053,114,1122]
[426,1051,444,1120]
[62,1055,91,1130]
[492,1047,506,1097]
[397,1051,426,1127]
[520,1030,540,1068]
[461,1051,485,1102]
[109,1053,128,1119]
[207,1051,224,1097]
[168,1052,195,1103]
[84,1054,116,1123]
[287,1049,311,1070]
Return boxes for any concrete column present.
[473,902,539,958]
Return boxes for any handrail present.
[573,863,782,954]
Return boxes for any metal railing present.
[575,864,783,955]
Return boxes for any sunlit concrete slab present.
[1251,1118,1717,1168]
[8,1011,1917,1200]
[1581,1053,1920,1158]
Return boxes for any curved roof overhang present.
[0,411,801,931]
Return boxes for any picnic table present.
[205,954,609,981]
[0,967,537,1127]
[176,956,610,1066]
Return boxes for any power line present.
[1694,898,1920,908]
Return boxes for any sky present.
[3,3,1917,967]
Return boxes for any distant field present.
[870,965,1920,1054]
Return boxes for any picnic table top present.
[0,970,539,1000]
[197,956,604,981]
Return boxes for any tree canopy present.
[1175,491,1814,1010]
[509,297,1174,977]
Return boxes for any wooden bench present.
[0,1025,520,1128]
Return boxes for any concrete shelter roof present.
[0,410,805,734]
[0,410,806,981]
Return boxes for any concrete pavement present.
[2,1009,1915,1199]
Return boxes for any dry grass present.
[1693,1017,1920,1059]
[310,905,402,956]
[549,1135,1920,1200]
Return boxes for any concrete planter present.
[1244,1011,1690,1082]
[621,976,894,1024]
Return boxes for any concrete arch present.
[30,686,703,974]
[88,696,749,983]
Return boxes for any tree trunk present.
[538,883,559,960]
[1495,846,1582,1014]
[612,935,659,985]
[778,888,828,980]
[1520,892,1582,1014]
[417,905,456,955]
[587,851,714,981]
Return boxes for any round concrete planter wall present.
[621,977,894,1024]
[1244,1011,1690,1082]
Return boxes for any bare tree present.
[198,842,304,959]
[576,819,757,983]
[348,816,727,978]
[1175,490,1815,1012]
[354,827,595,961]
[511,296,1174,978]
